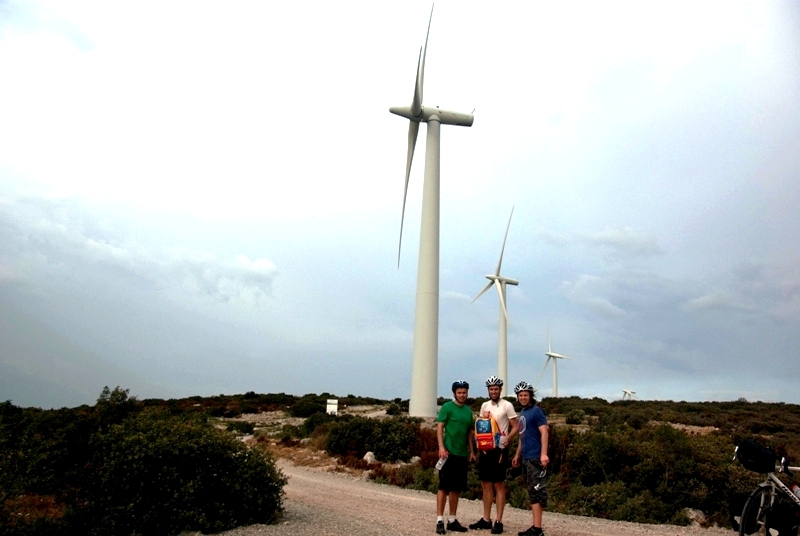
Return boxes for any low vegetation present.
[4,389,799,534]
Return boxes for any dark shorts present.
[521,458,548,507]
[438,454,469,492]
[477,448,510,483]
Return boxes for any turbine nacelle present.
[389,105,474,126]
[484,274,519,286]
[545,352,570,360]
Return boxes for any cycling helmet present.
[514,381,535,395]
[451,380,470,393]
[485,376,504,387]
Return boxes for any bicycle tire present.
[740,484,773,536]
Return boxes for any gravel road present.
[204,461,734,536]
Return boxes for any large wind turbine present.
[472,207,518,397]
[621,388,638,400]
[535,327,571,398]
[390,6,473,417]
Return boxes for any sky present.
[1,0,798,409]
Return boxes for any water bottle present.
[435,457,447,471]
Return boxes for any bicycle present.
[734,438,800,536]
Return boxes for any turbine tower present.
[390,6,473,416]
[472,207,518,397]
[535,327,571,398]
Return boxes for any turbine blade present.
[398,120,420,267]
[411,48,423,116]
[495,206,514,276]
[495,280,508,323]
[547,324,552,353]
[411,6,433,116]
[471,280,493,303]
[535,357,551,387]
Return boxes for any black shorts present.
[477,448,509,483]
[437,454,469,492]
[521,459,548,507]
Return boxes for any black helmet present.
[451,380,470,393]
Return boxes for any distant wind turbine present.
[535,326,571,398]
[390,6,474,417]
[472,207,518,397]
[622,388,638,400]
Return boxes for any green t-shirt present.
[437,400,474,457]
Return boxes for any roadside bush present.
[225,421,255,434]
[386,403,402,416]
[325,416,421,462]
[88,408,286,535]
[288,397,325,418]
[303,411,336,437]
[565,409,585,425]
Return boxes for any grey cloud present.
[0,192,277,305]
[561,274,628,319]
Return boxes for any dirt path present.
[212,461,733,536]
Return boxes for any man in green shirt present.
[435,380,476,534]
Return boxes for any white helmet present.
[485,376,504,387]
[514,381,535,396]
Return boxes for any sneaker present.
[437,520,446,534]
[469,518,493,530]
[447,520,468,532]
[491,521,504,534]
[517,527,542,536]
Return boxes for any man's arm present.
[437,422,448,458]
[539,424,549,467]
[501,415,519,448]
[468,426,476,462]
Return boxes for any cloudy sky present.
[1,1,798,409]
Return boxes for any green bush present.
[288,397,325,418]
[88,408,286,535]
[225,421,255,434]
[303,411,336,437]
[325,416,422,462]
[0,389,287,536]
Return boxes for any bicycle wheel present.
[740,484,773,536]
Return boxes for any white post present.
[408,116,441,417]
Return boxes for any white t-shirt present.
[479,398,517,440]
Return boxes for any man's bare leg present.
[532,502,543,527]
[437,490,447,517]
[481,481,494,521]
[495,483,506,522]
[448,491,460,516]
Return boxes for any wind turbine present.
[622,388,638,400]
[472,207,518,397]
[535,327,571,398]
[390,6,473,417]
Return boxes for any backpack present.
[474,414,500,451]
[736,438,777,474]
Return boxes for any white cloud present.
[684,292,750,312]
[583,225,663,256]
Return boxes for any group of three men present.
[436,376,549,536]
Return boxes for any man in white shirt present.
[469,376,519,534]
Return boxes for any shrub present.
[87,408,286,535]
[325,417,421,462]
[289,398,325,418]
[565,409,585,425]
[225,421,255,434]
[303,412,336,437]
[386,403,402,416]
